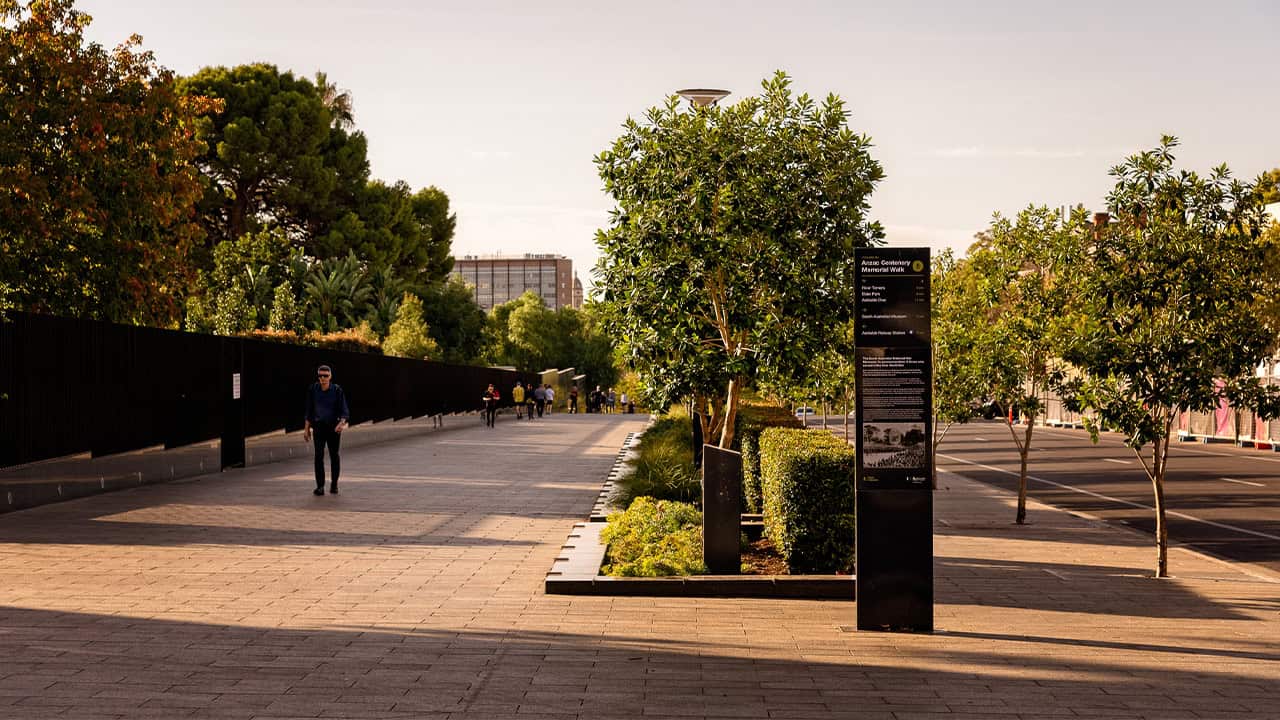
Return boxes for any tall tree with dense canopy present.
[178,64,456,287]
[419,275,487,365]
[0,0,213,326]
[595,72,884,447]
[1061,137,1280,577]
[176,63,366,251]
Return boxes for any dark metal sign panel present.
[855,248,932,491]
[854,246,934,633]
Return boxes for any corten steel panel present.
[702,445,742,574]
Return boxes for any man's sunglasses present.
[317,374,331,379]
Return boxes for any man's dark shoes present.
[329,485,339,494]
[313,487,324,496]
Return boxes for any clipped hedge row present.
[759,428,855,574]
[736,403,804,513]
[601,497,706,576]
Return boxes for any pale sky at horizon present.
[81,0,1280,295]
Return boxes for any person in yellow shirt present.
[512,381,526,420]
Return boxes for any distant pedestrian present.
[544,384,555,414]
[482,384,499,428]
[534,384,547,418]
[606,388,617,414]
[620,392,629,414]
[512,381,526,420]
[590,386,604,414]
[568,386,579,414]
[526,382,537,419]
[304,364,349,496]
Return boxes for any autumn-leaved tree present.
[0,0,214,325]
[595,72,884,447]
[1061,137,1280,577]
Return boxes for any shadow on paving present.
[935,555,1254,620]
[0,605,1276,719]
[0,418,634,548]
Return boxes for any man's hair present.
[317,364,332,373]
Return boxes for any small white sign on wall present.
[232,373,241,400]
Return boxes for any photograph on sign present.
[862,422,927,469]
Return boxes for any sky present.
[81,0,1280,295]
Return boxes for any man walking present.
[568,386,579,414]
[544,384,555,414]
[533,383,547,418]
[512,381,526,419]
[304,364,349,496]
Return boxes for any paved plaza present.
[1,413,1279,719]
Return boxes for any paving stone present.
[2,416,1280,719]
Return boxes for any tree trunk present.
[718,377,742,448]
[821,400,828,429]
[1152,434,1170,578]
[1016,419,1034,524]
[1001,406,1030,525]
[843,400,849,442]
[693,394,713,445]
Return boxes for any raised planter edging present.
[547,434,856,599]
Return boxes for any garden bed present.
[544,521,854,598]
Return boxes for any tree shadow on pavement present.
[0,605,1277,719]
[935,554,1257,620]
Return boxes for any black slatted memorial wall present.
[0,312,536,468]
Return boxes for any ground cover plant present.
[613,412,700,508]
[600,497,706,577]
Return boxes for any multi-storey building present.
[451,254,581,312]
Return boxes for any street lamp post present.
[676,88,730,108]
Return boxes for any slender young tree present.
[1062,137,1280,576]
[930,249,988,484]
[967,206,1086,523]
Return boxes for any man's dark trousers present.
[313,423,341,490]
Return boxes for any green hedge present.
[736,403,804,513]
[601,497,706,576]
[759,428,855,574]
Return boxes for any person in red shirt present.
[482,384,500,428]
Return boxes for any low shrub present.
[312,322,383,354]
[601,497,706,576]
[240,328,306,345]
[759,428,855,574]
[614,413,700,507]
[736,403,804,513]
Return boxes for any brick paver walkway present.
[2,414,1278,719]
